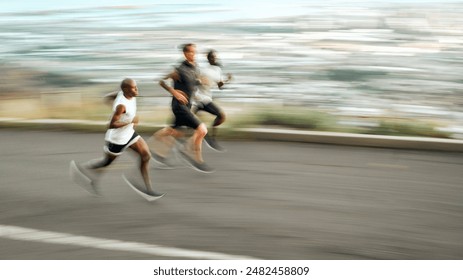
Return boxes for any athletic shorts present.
[104,132,140,156]
[171,105,201,129]
[194,101,223,117]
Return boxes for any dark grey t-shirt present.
[172,60,199,111]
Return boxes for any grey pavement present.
[0,129,462,259]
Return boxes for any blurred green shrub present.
[366,120,451,138]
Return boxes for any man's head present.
[182,43,197,64]
[120,78,138,98]
[207,50,219,66]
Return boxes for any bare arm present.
[218,73,233,89]
[159,71,188,105]
[109,104,135,129]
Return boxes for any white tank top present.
[105,91,136,144]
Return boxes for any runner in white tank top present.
[105,90,137,145]
[69,78,164,201]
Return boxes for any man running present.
[70,78,164,200]
[192,49,232,152]
[150,43,213,173]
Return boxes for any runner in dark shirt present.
[149,43,214,173]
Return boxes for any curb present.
[236,128,463,152]
[1,118,463,152]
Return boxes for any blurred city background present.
[1,0,462,138]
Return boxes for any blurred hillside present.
[1,64,92,98]
[1,1,462,137]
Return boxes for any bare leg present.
[129,137,154,194]
[151,127,184,157]
[191,123,207,163]
[86,154,116,170]
[211,111,225,138]
[213,111,226,127]
[71,153,117,195]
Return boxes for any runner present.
[192,49,232,152]
[149,43,214,173]
[70,78,164,200]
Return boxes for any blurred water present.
[1,1,463,135]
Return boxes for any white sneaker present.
[122,174,165,201]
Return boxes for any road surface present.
[1,129,462,259]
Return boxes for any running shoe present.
[178,149,215,173]
[122,174,165,201]
[150,150,174,169]
[204,135,226,152]
[69,160,101,196]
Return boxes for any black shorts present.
[104,132,140,156]
[171,104,201,129]
[194,101,223,117]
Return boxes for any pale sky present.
[1,0,457,13]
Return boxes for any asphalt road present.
[1,129,462,260]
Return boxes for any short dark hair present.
[206,49,221,66]
[182,43,195,53]
[207,50,216,60]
